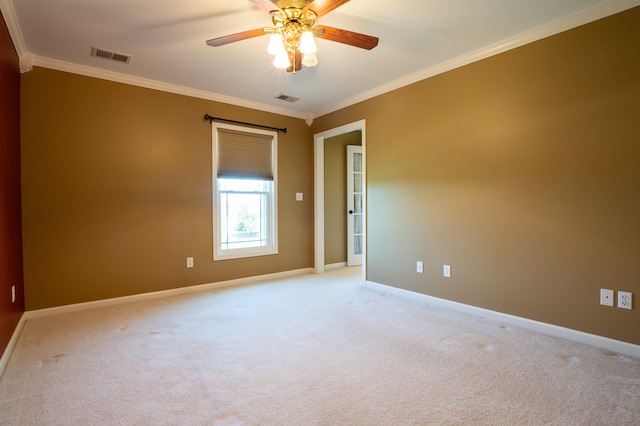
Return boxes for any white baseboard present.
[325,262,347,270]
[0,313,26,378]
[365,280,640,360]
[26,268,313,320]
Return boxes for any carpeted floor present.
[1,267,639,425]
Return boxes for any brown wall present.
[311,7,640,345]
[324,131,361,265]
[0,11,25,354]
[21,68,314,310]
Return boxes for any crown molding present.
[31,56,308,119]
[0,0,32,71]
[19,51,32,72]
[0,0,25,56]
[310,0,640,119]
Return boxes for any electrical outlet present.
[617,291,632,310]
[187,257,194,268]
[443,264,451,278]
[416,261,423,273]
[296,192,303,201]
[600,288,614,307]
[11,285,15,303]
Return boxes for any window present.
[212,123,277,260]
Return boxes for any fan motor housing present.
[274,0,313,9]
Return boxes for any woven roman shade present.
[216,128,274,180]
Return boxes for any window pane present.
[354,173,362,193]
[354,214,363,235]
[219,178,266,192]
[218,178,271,251]
[354,235,362,255]
[353,152,362,173]
[221,193,267,249]
[354,194,363,214]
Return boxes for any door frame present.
[314,119,366,281]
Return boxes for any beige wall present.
[311,7,640,345]
[324,131,362,265]
[21,68,314,310]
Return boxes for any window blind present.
[216,128,274,180]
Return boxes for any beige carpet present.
[1,267,639,425]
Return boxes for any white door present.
[347,145,364,266]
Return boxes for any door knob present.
[348,210,354,214]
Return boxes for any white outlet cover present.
[296,192,303,201]
[617,291,632,310]
[443,264,451,278]
[187,257,194,268]
[600,288,614,307]
[416,261,423,273]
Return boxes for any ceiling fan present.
[206,0,379,73]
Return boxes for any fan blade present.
[249,0,283,14]
[206,28,267,47]
[303,0,350,18]
[287,51,302,73]
[314,25,379,50]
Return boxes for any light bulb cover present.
[302,51,318,67]
[273,50,291,68]
[268,34,284,55]
[299,31,317,54]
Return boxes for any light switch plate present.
[600,288,614,306]
[296,192,303,201]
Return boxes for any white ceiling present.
[3,0,638,119]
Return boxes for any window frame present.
[212,122,278,261]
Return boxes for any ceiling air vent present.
[274,94,300,103]
[91,47,131,64]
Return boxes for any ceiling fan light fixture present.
[267,33,284,55]
[273,50,291,68]
[299,31,317,54]
[302,51,318,67]
[206,1,378,74]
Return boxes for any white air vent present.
[91,47,131,64]
[275,94,300,103]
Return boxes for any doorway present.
[314,120,366,281]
